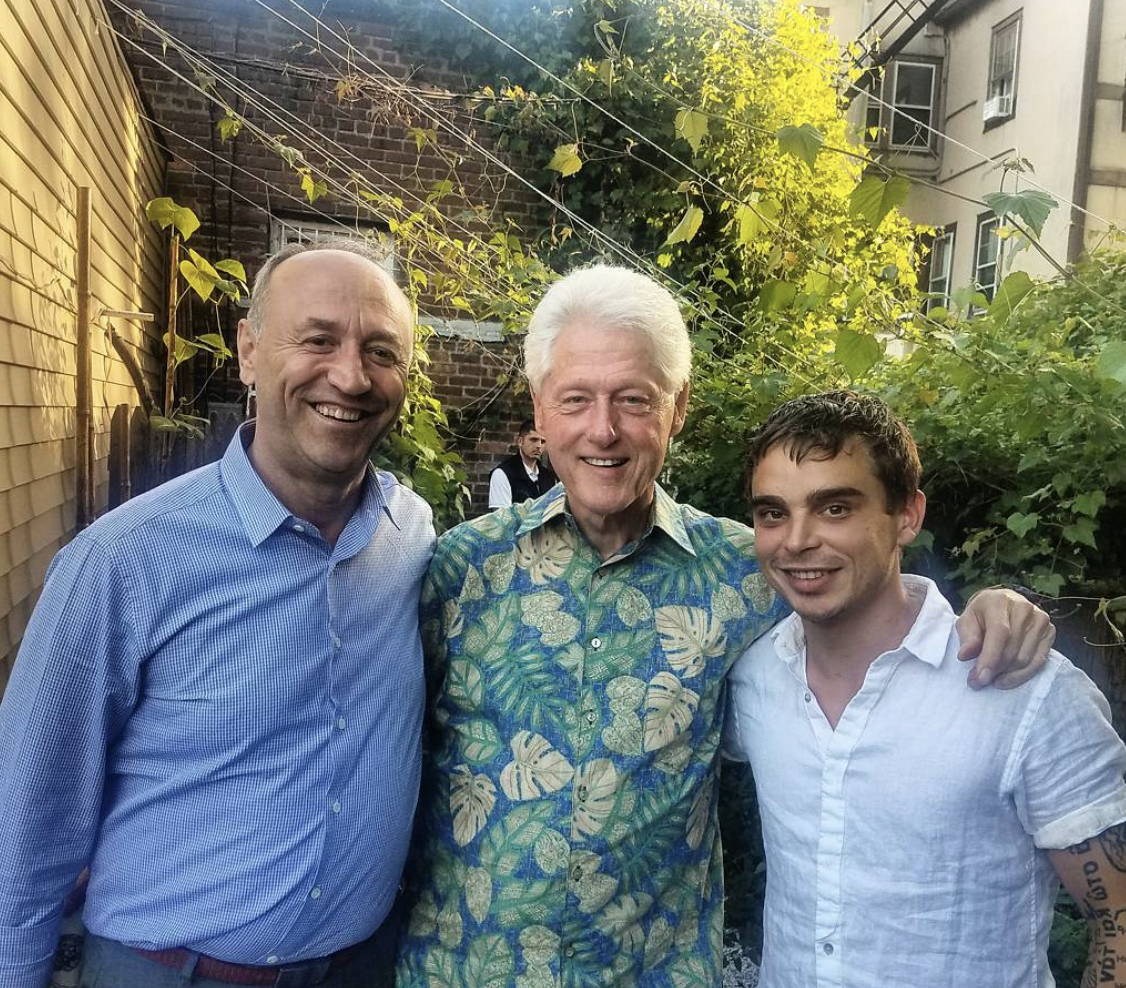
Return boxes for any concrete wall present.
[823,0,1126,297]
[0,0,166,680]
[1084,0,1126,251]
[910,0,1091,287]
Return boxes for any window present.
[864,59,940,153]
[890,62,937,150]
[268,217,395,275]
[926,226,955,312]
[974,214,1001,300]
[985,14,1021,125]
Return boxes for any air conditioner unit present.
[983,94,1013,122]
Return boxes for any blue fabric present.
[80,923,398,988]
[0,425,435,988]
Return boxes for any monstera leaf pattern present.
[397,486,789,988]
[499,731,574,800]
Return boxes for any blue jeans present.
[80,921,397,988]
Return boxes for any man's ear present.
[670,383,690,438]
[237,318,257,387]
[897,489,928,547]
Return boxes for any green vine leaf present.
[832,329,881,378]
[674,108,709,154]
[214,259,247,286]
[547,143,583,177]
[848,175,910,227]
[665,205,704,245]
[1097,340,1126,386]
[988,270,1035,322]
[735,199,779,243]
[1062,518,1098,548]
[1072,490,1107,518]
[300,170,328,203]
[145,197,200,241]
[217,112,242,142]
[775,123,824,170]
[1005,511,1040,538]
[982,189,1058,238]
[759,280,796,312]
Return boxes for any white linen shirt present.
[726,576,1126,988]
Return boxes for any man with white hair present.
[0,240,431,988]
[396,264,1054,987]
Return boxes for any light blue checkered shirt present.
[0,425,435,988]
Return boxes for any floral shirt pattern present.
[396,484,787,988]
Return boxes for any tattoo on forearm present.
[1100,828,1126,873]
[1069,841,1124,985]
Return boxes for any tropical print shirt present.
[396,484,788,988]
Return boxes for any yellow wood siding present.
[0,0,165,682]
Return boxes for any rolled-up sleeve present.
[1005,657,1126,850]
[0,535,141,988]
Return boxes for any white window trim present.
[986,14,1022,114]
[268,217,396,276]
[888,60,938,152]
[974,214,1002,300]
[926,227,955,312]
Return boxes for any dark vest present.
[496,453,557,504]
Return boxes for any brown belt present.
[131,936,368,987]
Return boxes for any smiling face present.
[237,250,413,504]
[532,321,688,556]
[750,439,925,629]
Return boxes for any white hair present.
[524,264,692,394]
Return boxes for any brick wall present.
[108,0,548,515]
[426,335,537,515]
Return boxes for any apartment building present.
[813,0,1126,306]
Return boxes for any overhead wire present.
[109,17,540,353]
[257,0,826,384]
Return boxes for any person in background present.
[727,390,1126,988]
[488,417,557,509]
[0,240,433,988]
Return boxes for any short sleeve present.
[1006,656,1126,849]
[488,468,511,509]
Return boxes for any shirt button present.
[332,636,343,649]
[804,692,812,702]
[565,946,576,958]
[590,637,602,649]
[585,711,596,725]
[571,865,583,881]
[331,800,342,814]
[266,956,280,965]
[577,785,588,801]
[336,716,346,730]
[823,942,834,955]
[310,887,322,900]
[292,524,305,533]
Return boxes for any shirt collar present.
[219,422,391,548]
[769,574,953,670]
[513,483,696,557]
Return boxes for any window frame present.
[925,225,956,313]
[864,57,942,155]
[888,60,939,152]
[268,217,396,276]
[973,212,1002,301]
[985,11,1021,129]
